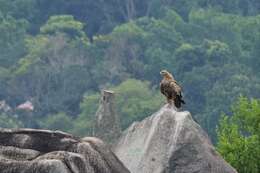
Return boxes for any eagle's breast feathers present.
[160,79,180,98]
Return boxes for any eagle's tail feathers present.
[174,95,185,108]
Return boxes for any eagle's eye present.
[160,70,167,75]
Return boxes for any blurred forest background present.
[0,1,259,170]
[1,0,259,138]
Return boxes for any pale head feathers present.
[160,70,174,79]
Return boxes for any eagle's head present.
[160,70,174,79]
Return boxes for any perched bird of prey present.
[160,70,185,108]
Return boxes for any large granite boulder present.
[0,128,130,173]
[114,105,237,173]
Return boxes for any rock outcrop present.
[114,105,237,173]
[0,128,130,173]
[94,90,121,144]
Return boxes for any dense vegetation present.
[0,0,259,147]
[217,97,260,173]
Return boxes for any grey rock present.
[114,105,237,173]
[0,128,130,173]
[94,90,121,144]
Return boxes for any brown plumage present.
[160,70,185,108]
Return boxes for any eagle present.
[160,70,185,108]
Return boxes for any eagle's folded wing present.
[169,80,181,94]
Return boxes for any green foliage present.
[40,15,86,39]
[39,112,73,133]
[163,9,184,26]
[174,43,205,75]
[77,79,163,136]
[112,79,164,128]
[73,93,100,136]
[0,0,37,20]
[204,40,231,65]
[0,14,28,67]
[10,16,92,117]
[231,97,260,136]
[217,97,260,173]
[0,113,23,128]
[15,35,49,75]
[0,0,259,147]
[112,21,146,38]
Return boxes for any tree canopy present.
[217,97,260,173]
[0,0,259,145]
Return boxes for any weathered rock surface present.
[0,128,130,173]
[94,90,121,144]
[114,105,237,173]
